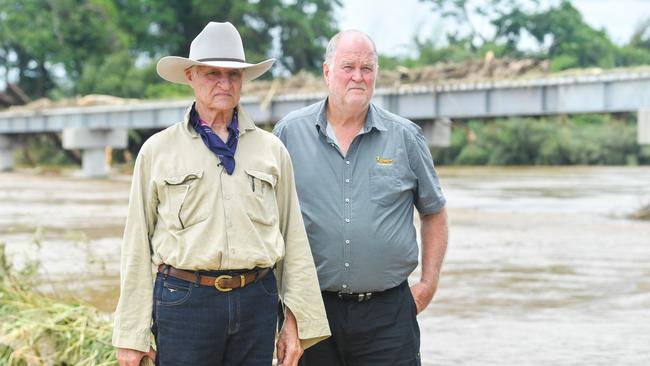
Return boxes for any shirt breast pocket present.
[369,166,402,207]
[162,171,208,230]
[244,169,278,226]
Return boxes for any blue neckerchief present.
[190,104,239,175]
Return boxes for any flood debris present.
[629,203,650,220]
[0,243,116,365]
[6,58,650,112]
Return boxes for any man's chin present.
[345,93,369,102]
[208,96,237,107]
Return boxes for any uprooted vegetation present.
[0,243,116,365]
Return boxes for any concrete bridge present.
[2,68,650,176]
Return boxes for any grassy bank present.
[433,114,650,166]
[0,243,116,365]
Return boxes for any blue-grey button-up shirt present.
[273,99,446,293]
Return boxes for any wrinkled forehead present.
[337,50,376,64]
[334,35,377,64]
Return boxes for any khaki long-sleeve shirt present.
[112,105,330,352]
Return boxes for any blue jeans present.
[152,269,279,366]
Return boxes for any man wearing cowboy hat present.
[112,22,329,366]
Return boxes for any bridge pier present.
[422,118,452,148]
[62,128,128,177]
[0,135,21,171]
[639,108,650,145]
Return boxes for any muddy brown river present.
[1,166,649,365]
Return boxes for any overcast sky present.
[338,0,650,57]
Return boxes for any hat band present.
[197,57,246,63]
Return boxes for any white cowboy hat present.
[156,21,275,84]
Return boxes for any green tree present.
[416,0,632,70]
[617,18,650,66]
[111,0,340,73]
[419,0,536,52]
[1,0,59,97]
[273,0,341,73]
[0,0,127,97]
[505,1,618,70]
[1,0,341,99]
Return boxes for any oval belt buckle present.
[214,274,233,292]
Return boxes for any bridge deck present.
[2,68,650,134]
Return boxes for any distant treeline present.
[2,0,650,100]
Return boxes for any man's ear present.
[184,67,194,83]
[323,63,330,85]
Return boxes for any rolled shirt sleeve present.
[274,142,331,349]
[407,124,447,215]
[112,148,158,352]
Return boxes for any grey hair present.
[324,30,378,66]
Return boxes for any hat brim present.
[156,56,275,84]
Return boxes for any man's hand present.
[412,208,448,314]
[410,280,437,314]
[276,307,303,366]
[116,347,156,366]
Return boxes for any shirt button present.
[345,218,350,223]
[345,240,350,244]
[344,263,350,267]
[345,179,350,183]
[345,198,350,203]
[345,161,350,165]
[330,143,335,147]
[342,284,348,289]
[224,194,230,200]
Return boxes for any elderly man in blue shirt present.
[273,30,449,366]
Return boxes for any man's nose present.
[351,68,363,81]
[216,75,231,88]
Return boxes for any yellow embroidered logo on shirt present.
[375,155,394,165]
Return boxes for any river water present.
[1,166,649,365]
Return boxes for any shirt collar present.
[315,98,387,135]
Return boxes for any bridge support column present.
[0,135,18,171]
[422,118,452,148]
[639,108,650,145]
[62,128,128,177]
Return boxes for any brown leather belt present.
[158,265,271,292]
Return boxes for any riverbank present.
[1,166,649,365]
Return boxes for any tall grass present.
[0,243,116,365]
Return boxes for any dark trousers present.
[300,281,421,366]
[152,270,279,366]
